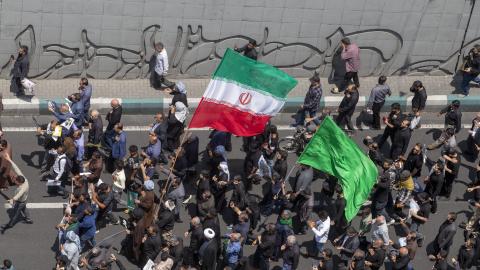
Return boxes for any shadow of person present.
[20,151,46,169]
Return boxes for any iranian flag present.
[189,48,298,136]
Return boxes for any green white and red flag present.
[188,48,298,136]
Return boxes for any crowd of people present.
[0,38,480,270]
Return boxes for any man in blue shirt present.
[143,132,162,161]
[110,123,126,173]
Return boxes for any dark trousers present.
[7,201,30,227]
[10,77,23,95]
[150,72,175,89]
[378,128,395,149]
[254,251,270,270]
[336,112,354,130]
[442,174,456,198]
[340,71,360,91]
[371,101,384,129]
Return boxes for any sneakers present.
[23,219,33,224]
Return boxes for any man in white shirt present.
[308,210,330,257]
[48,146,69,198]
[150,42,175,90]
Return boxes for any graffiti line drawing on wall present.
[0,24,476,79]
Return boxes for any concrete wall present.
[0,0,478,79]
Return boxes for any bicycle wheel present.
[279,138,297,153]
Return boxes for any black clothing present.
[336,90,359,130]
[199,239,218,270]
[390,127,411,159]
[433,221,456,254]
[378,111,403,148]
[166,113,184,151]
[235,45,258,60]
[106,106,122,131]
[391,255,410,270]
[156,209,175,232]
[440,105,462,133]
[282,244,300,269]
[273,159,288,180]
[88,117,103,144]
[371,101,384,129]
[10,54,29,95]
[141,234,162,266]
[404,152,423,178]
[365,248,386,270]
[411,88,427,111]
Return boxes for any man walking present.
[336,84,359,132]
[431,212,457,256]
[150,42,175,90]
[332,38,360,94]
[366,76,391,129]
[293,73,322,127]
[10,45,30,97]
[1,153,32,234]
[79,77,92,122]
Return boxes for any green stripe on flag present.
[213,48,298,99]
[298,117,378,221]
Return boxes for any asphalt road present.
[0,116,478,269]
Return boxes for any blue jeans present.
[315,241,325,257]
[295,108,316,126]
[461,73,478,95]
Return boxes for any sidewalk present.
[0,75,478,115]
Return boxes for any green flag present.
[298,116,378,221]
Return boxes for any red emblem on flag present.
[239,92,252,105]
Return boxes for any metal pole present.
[455,0,477,72]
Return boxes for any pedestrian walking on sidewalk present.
[1,153,33,234]
[150,42,175,90]
[331,38,360,94]
[10,45,30,97]
[366,76,391,129]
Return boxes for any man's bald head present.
[111,99,120,108]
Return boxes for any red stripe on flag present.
[189,98,271,136]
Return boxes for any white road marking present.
[0,124,473,132]
[4,202,66,209]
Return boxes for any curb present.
[1,95,477,116]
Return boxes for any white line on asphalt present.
[0,124,473,132]
[4,202,65,209]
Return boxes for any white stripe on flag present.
[203,79,285,116]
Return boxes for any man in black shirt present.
[336,84,359,132]
[378,103,403,149]
[253,223,276,270]
[140,225,162,267]
[404,144,424,193]
[365,239,386,270]
[438,100,462,133]
[441,148,460,199]
[390,119,412,160]
[235,40,258,60]
[461,45,480,96]
[10,45,30,97]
